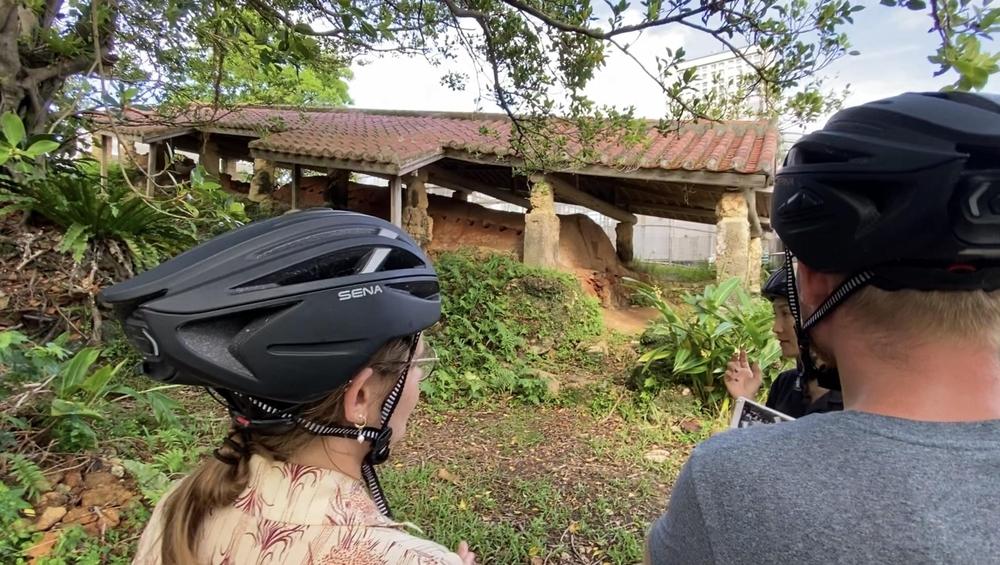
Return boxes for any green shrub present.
[2,159,248,271]
[425,250,602,403]
[19,167,196,269]
[0,482,37,563]
[0,330,178,451]
[631,277,784,412]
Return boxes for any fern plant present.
[2,454,49,502]
[19,168,197,269]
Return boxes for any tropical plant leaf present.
[49,398,105,419]
[23,139,60,158]
[56,347,101,397]
[1,113,25,147]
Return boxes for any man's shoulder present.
[690,412,850,476]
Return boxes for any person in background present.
[646,91,1000,564]
[723,267,842,417]
[101,209,475,565]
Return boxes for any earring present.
[355,415,367,443]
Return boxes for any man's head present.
[772,91,1000,372]
[762,268,798,358]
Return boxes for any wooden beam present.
[390,176,403,226]
[545,174,637,224]
[425,167,530,209]
[630,205,717,223]
[441,149,770,189]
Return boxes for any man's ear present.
[340,367,375,425]
[796,262,842,313]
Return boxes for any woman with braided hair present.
[101,209,474,564]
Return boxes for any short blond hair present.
[843,286,1000,348]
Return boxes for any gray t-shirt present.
[648,411,1000,565]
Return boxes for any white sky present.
[347,6,996,130]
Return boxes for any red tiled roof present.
[91,106,778,177]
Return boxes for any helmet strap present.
[216,332,424,518]
[783,250,874,391]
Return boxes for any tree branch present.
[473,0,712,40]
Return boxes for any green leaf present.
[23,139,60,157]
[56,223,92,262]
[1,112,25,147]
[50,398,105,419]
[904,0,926,9]
[56,347,101,397]
[80,361,122,401]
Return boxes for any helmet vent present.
[237,246,375,289]
[388,281,440,299]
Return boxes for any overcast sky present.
[346,7,997,131]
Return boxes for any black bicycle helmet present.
[762,267,788,301]
[100,209,440,517]
[100,208,440,404]
[773,91,1000,292]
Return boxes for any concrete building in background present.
[676,46,768,116]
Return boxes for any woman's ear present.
[340,367,375,425]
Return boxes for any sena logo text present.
[338,285,384,301]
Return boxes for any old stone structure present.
[90,107,779,286]
[523,177,560,268]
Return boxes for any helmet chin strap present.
[224,332,423,518]
[783,250,874,391]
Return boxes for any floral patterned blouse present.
[134,455,462,564]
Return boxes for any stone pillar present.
[90,134,109,161]
[748,236,763,293]
[523,176,560,268]
[118,138,137,165]
[615,222,634,264]
[715,190,750,285]
[402,172,433,246]
[453,190,469,202]
[201,136,221,177]
[248,159,275,202]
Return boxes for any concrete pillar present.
[390,176,403,226]
[715,190,750,285]
[402,172,433,246]
[523,176,560,268]
[615,222,634,264]
[748,236,763,293]
[201,136,221,177]
[248,159,274,202]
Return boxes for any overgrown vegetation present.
[629,260,717,284]
[427,250,603,404]
[631,278,784,413]
[0,331,178,453]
